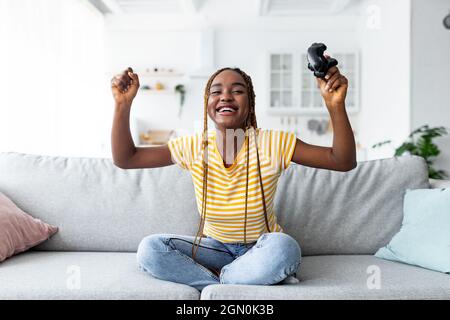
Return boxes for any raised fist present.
[111,67,140,106]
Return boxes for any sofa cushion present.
[0,192,58,262]
[375,188,450,273]
[275,155,430,255]
[0,152,200,252]
[200,255,450,300]
[0,251,200,300]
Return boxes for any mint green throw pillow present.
[375,188,450,273]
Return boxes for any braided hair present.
[191,67,271,262]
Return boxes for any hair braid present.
[191,67,271,263]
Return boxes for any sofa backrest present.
[0,152,200,252]
[0,152,430,255]
[275,155,430,255]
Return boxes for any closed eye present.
[210,91,243,94]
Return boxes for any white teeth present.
[218,107,235,113]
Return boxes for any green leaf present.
[429,168,449,180]
[416,138,440,158]
[409,125,429,138]
[394,142,417,156]
[371,140,391,149]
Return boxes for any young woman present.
[111,62,356,291]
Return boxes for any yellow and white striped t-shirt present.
[167,127,297,243]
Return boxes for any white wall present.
[411,0,450,177]
[104,29,201,139]
[0,0,108,158]
[356,0,412,160]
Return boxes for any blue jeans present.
[136,232,302,291]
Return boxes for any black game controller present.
[307,43,338,78]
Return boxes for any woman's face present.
[207,70,250,130]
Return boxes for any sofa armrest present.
[429,178,450,188]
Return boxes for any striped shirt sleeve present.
[268,129,297,172]
[281,130,297,170]
[167,134,200,170]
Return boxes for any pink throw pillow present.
[0,192,58,262]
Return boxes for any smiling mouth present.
[216,105,238,116]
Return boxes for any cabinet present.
[269,53,294,109]
[267,51,359,115]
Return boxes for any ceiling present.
[88,0,355,16]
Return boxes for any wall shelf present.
[106,71,184,78]
[137,71,184,78]
[139,89,176,95]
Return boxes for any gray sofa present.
[0,151,449,300]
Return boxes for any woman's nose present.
[220,92,233,101]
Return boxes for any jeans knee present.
[265,232,301,266]
[136,234,170,268]
[220,233,302,285]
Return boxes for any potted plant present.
[175,84,186,118]
[372,125,448,179]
